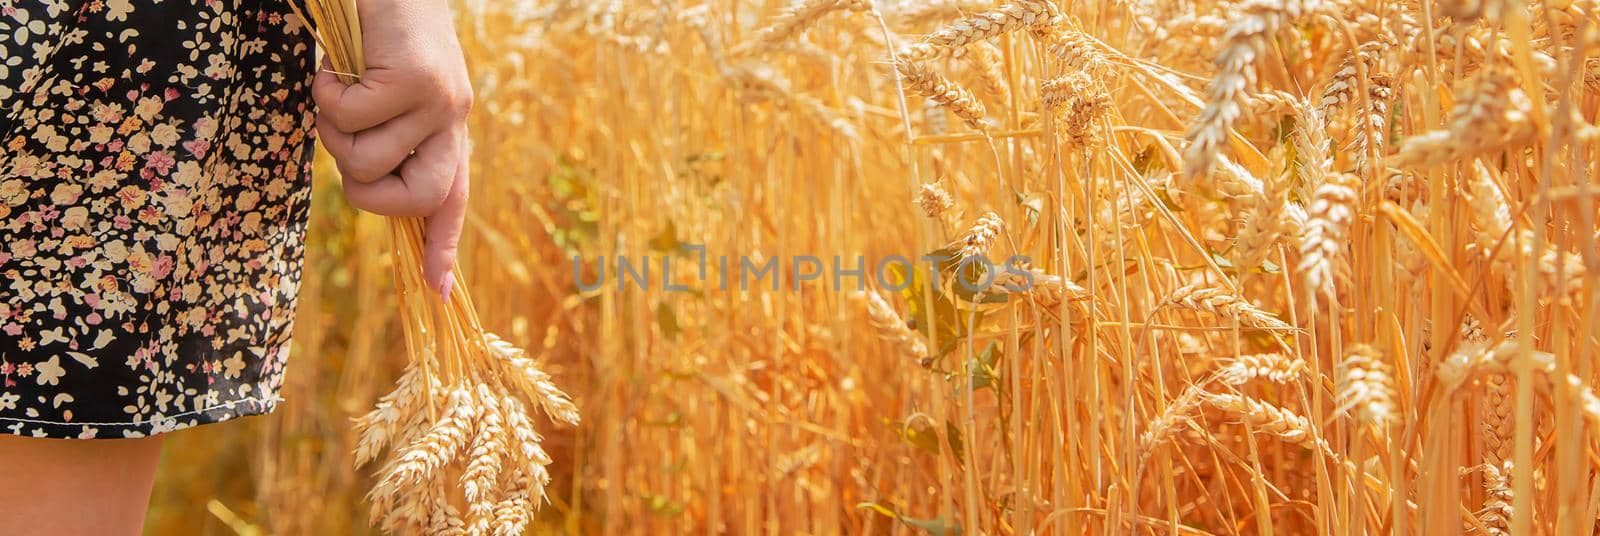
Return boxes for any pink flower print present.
[182,139,210,158]
[113,215,132,230]
[86,313,102,325]
[164,87,179,101]
[1,362,11,375]
[16,363,32,377]
[152,256,174,279]
[146,150,175,174]
[138,205,161,224]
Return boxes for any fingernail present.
[440,272,455,305]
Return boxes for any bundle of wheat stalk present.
[289,1,579,533]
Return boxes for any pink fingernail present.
[440,272,455,305]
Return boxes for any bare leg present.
[0,434,163,535]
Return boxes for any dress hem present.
[0,396,283,440]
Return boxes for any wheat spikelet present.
[916,183,956,221]
[461,385,506,533]
[1204,392,1333,455]
[1138,385,1206,464]
[1467,160,1513,266]
[915,183,963,232]
[1247,89,1300,116]
[1337,344,1396,427]
[379,386,477,491]
[491,469,535,536]
[923,0,1051,50]
[1218,353,1309,385]
[485,333,582,426]
[896,0,1057,62]
[1045,26,1110,76]
[896,60,988,130]
[1479,461,1514,535]
[1393,69,1533,167]
[991,269,1090,307]
[1040,74,1078,111]
[1041,73,1110,148]
[1184,0,1327,178]
[1318,40,1385,114]
[853,289,930,362]
[951,211,1005,259]
[373,485,432,534]
[353,367,433,468]
[1433,342,1600,436]
[425,487,467,536]
[1168,284,1293,331]
[1238,103,1320,269]
[953,42,1010,103]
[1350,72,1392,175]
[1483,369,1514,462]
[1297,172,1358,295]
[502,397,556,494]
[732,0,867,56]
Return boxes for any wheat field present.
[147,0,1600,534]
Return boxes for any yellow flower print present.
[151,123,180,147]
[116,185,148,211]
[117,116,143,136]
[105,0,133,21]
[0,179,26,205]
[88,124,114,144]
[33,357,65,386]
[134,96,164,120]
[50,183,83,205]
[91,102,124,123]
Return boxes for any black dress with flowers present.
[0,1,315,438]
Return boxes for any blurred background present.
[142,0,1600,533]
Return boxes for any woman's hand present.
[312,0,473,300]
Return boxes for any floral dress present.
[0,0,314,439]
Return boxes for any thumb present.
[423,140,469,302]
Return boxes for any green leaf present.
[655,302,680,340]
[898,417,941,456]
[855,503,963,535]
[1014,191,1044,226]
[1132,144,1166,175]
[641,493,686,516]
[649,220,681,253]
[966,341,1000,392]
[944,420,965,464]
[887,262,969,345]
[901,516,963,535]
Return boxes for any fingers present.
[323,111,437,184]
[422,140,470,300]
[340,130,459,217]
[311,66,417,133]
